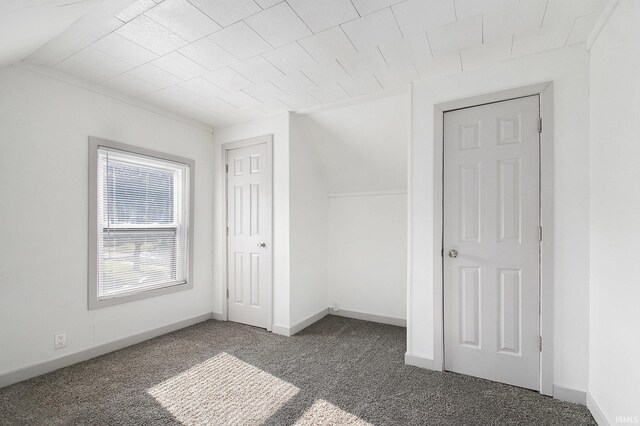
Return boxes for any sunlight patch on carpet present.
[148,352,299,425]
[294,399,372,425]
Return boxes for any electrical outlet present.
[333,303,339,312]
[54,332,67,350]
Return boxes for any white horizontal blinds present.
[96,147,189,299]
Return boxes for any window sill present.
[88,280,193,310]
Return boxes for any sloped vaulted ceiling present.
[8,0,608,128]
[301,93,410,194]
[0,0,103,68]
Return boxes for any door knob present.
[257,242,266,248]
[448,249,458,258]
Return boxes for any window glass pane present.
[107,160,175,225]
[98,230,179,297]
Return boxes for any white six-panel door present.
[443,95,540,390]
[226,141,272,329]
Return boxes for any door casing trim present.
[221,135,274,332]
[432,82,554,396]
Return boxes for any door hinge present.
[538,118,543,134]
[539,225,543,242]
[226,289,229,298]
[538,336,543,352]
[226,226,229,236]
[225,164,229,173]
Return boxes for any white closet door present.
[443,95,540,390]
[227,142,272,329]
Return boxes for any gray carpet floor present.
[0,316,595,425]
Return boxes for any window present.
[88,137,194,309]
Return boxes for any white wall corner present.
[586,393,611,426]
[553,385,587,405]
[212,312,226,321]
[271,325,292,337]
[404,353,435,370]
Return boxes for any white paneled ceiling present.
[17,0,607,128]
[0,0,102,68]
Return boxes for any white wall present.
[409,44,591,392]
[0,65,215,376]
[211,114,291,328]
[328,193,407,320]
[588,0,640,422]
[289,114,329,326]
[302,95,410,323]
[303,94,409,194]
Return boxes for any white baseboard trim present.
[328,190,407,198]
[290,308,329,335]
[0,312,213,389]
[271,308,329,337]
[329,308,406,327]
[271,324,291,337]
[587,392,610,426]
[212,312,225,321]
[553,385,587,405]
[404,353,435,370]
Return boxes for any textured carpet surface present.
[0,316,595,425]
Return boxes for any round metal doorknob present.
[257,242,266,248]
[448,249,458,258]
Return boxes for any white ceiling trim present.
[586,0,620,49]
[12,61,213,132]
[297,85,408,114]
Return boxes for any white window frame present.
[88,136,195,310]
